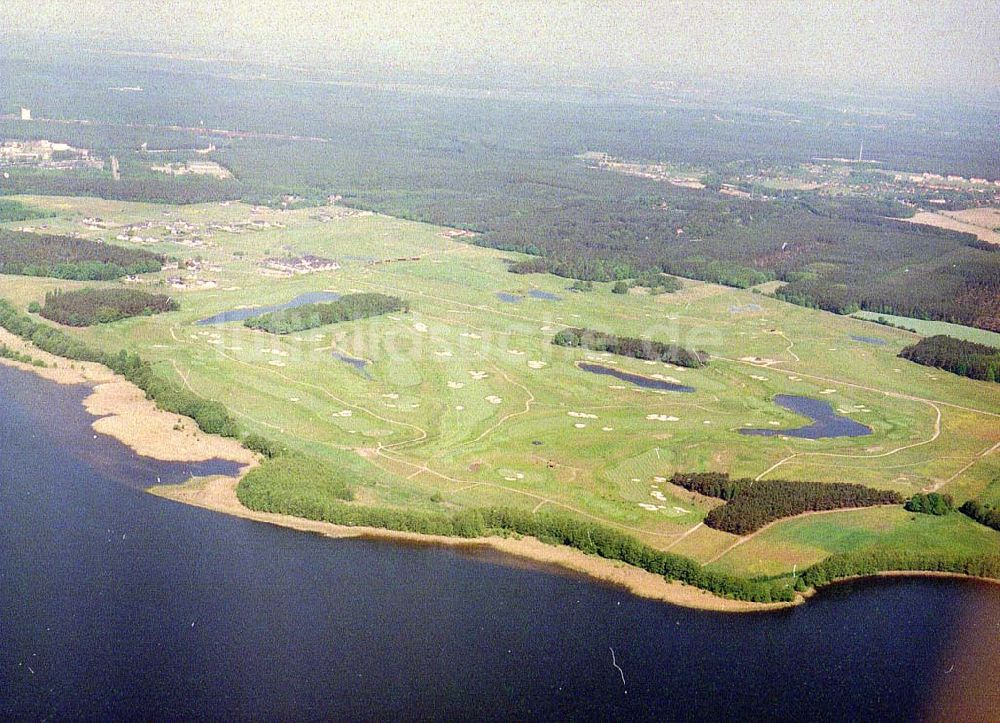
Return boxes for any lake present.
[739,394,873,439]
[2,363,998,720]
[196,291,341,325]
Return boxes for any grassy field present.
[851,311,1000,347]
[3,194,999,579]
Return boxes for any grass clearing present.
[3,193,999,580]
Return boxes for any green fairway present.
[4,194,999,579]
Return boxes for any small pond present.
[850,335,888,346]
[527,290,561,301]
[196,292,341,325]
[739,395,873,439]
[578,362,695,393]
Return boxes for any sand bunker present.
[568,411,598,419]
[646,414,680,422]
[573,423,587,429]
[468,371,489,380]
[601,426,614,432]
[485,395,503,404]
[447,381,465,389]
[413,322,428,333]
[459,332,482,339]
[267,360,286,367]
[527,361,547,369]
[434,350,453,357]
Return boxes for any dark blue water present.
[851,335,888,346]
[528,290,561,301]
[2,364,999,720]
[496,292,522,303]
[578,362,695,393]
[740,394,873,439]
[196,291,341,325]
[332,351,371,377]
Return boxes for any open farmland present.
[3,194,999,584]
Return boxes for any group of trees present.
[959,500,1000,532]
[905,492,954,515]
[38,288,178,326]
[668,472,904,535]
[0,230,165,280]
[899,335,1000,382]
[0,199,52,223]
[245,293,407,334]
[552,327,708,368]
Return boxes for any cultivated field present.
[4,194,1000,581]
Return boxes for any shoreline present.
[0,328,255,466]
[149,474,799,612]
[2,332,997,612]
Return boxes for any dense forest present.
[669,472,903,535]
[3,53,999,330]
[0,230,165,279]
[899,335,1000,382]
[38,288,178,326]
[553,327,708,368]
[245,293,406,334]
[959,500,1000,532]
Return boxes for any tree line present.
[899,335,1000,382]
[0,230,165,280]
[38,288,178,326]
[668,472,904,535]
[553,327,708,368]
[245,293,407,334]
[959,500,1000,532]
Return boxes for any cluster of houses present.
[259,255,340,277]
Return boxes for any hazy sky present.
[3,1,998,91]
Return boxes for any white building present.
[19,107,31,121]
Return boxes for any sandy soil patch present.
[83,381,255,464]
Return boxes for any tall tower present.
[858,141,863,163]
[109,155,120,180]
